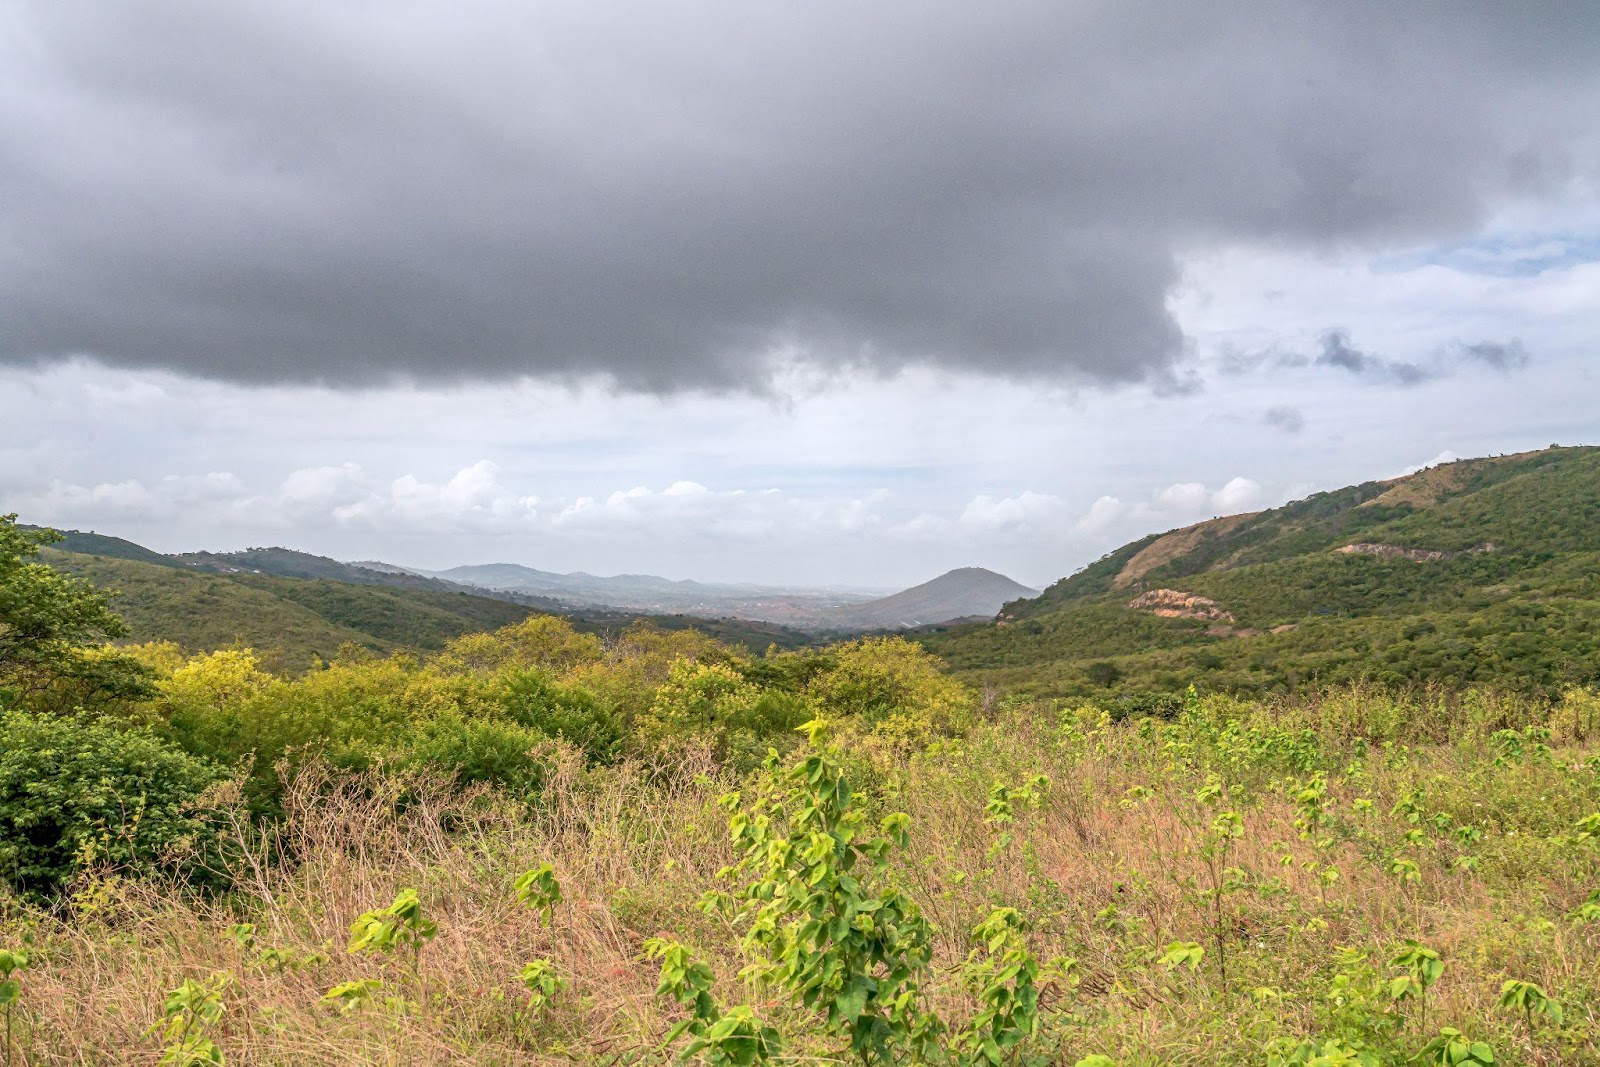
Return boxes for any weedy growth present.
[0,949,26,1067]
[148,972,230,1066]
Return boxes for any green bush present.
[500,670,625,763]
[396,713,550,795]
[0,709,223,899]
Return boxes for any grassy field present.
[3,682,1598,1064]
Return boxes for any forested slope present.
[924,445,1600,698]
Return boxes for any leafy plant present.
[519,959,565,1017]
[148,972,230,1066]
[1568,888,1600,924]
[1181,775,1244,989]
[953,908,1046,1066]
[347,887,438,1015]
[348,887,438,964]
[1269,1036,1380,1066]
[1157,941,1205,971]
[1386,941,1443,1030]
[1497,978,1562,1034]
[510,865,571,1033]
[515,863,563,926]
[644,937,779,1066]
[322,978,385,1016]
[1416,1027,1495,1066]
[0,948,27,1067]
[711,718,946,1062]
[227,923,325,974]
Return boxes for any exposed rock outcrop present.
[1127,588,1235,622]
[1336,542,1446,562]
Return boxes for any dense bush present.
[0,709,222,898]
[500,669,624,763]
[395,713,551,795]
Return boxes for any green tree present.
[0,515,148,707]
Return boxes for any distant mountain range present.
[28,526,1036,670]
[371,560,1035,630]
[36,536,819,673]
[27,443,1600,694]
[355,560,887,625]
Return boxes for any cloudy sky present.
[3,1,1598,588]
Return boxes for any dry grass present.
[3,704,1599,1065]
[1112,513,1260,590]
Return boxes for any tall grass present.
[2,689,1598,1064]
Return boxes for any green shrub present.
[396,713,550,795]
[808,636,974,734]
[500,670,624,763]
[0,709,223,899]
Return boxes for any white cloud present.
[1212,476,1264,513]
[959,491,1068,531]
[1153,482,1210,513]
[1398,451,1459,477]
[1076,495,1126,534]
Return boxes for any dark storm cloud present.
[1,2,1597,391]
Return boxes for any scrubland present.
[3,613,1600,1064]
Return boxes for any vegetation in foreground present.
[4,514,1600,1064]
[3,684,1599,1065]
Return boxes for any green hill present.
[23,526,183,568]
[922,445,1600,698]
[44,542,817,673]
[43,550,539,672]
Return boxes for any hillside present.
[835,567,1037,630]
[175,546,557,598]
[922,445,1600,698]
[44,550,546,673]
[42,540,818,672]
[23,526,183,568]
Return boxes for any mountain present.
[422,560,1039,630]
[23,526,183,568]
[416,561,883,625]
[834,567,1038,630]
[922,445,1600,698]
[38,535,818,672]
[176,547,475,591]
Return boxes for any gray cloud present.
[1263,406,1305,434]
[1455,339,1531,372]
[1315,330,1433,385]
[1322,330,1538,385]
[1,2,1597,391]
[1315,331,1380,375]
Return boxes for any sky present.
[3,1,1598,589]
